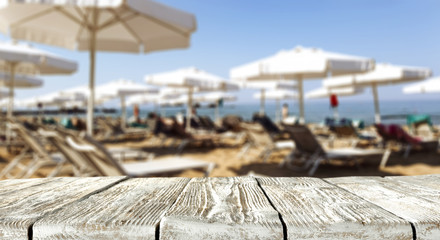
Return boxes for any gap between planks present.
[321,177,417,240]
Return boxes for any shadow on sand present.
[232,149,440,178]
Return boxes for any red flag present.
[330,94,339,108]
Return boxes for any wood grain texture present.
[33,177,190,240]
[0,177,124,240]
[387,174,440,193]
[160,177,283,240]
[327,175,440,240]
[258,177,412,239]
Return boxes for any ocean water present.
[117,99,440,126]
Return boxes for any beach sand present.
[2,134,438,179]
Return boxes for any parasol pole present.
[87,9,97,136]
[259,89,265,114]
[372,83,381,123]
[6,63,16,144]
[297,75,305,124]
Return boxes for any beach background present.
[3,98,437,179]
[0,0,439,179]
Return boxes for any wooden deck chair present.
[238,122,294,162]
[65,132,215,177]
[37,129,99,177]
[0,123,67,179]
[281,125,390,176]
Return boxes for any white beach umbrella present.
[198,92,237,103]
[160,87,192,97]
[145,67,239,129]
[127,94,161,106]
[96,79,158,98]
[0,72,43,141]
[306,86,364,99]
[126,88,188,117]
[0,42,76,122]
[239,81,297,90]
[230,46,374,123]
[158,92,236,106]
[159,95,187,106]
[0,74,42,110]
[57,85,92,110]
[0,72,43,88]
[253,89,297,122]
[240,80,296,114]
[254,90,297,100]
[306,86,364,119]
[128,92,175,111]
[61,79,158,128]
[0,0,197,135]
[323,63,432,123]
[20,93,69,108]
[19,90,86,108]
[196,92,237,121]
[94,79,158,128]
[61,100,86,109]
[403,76,440,94]
[159,92,232,102]
[146,67,238,91]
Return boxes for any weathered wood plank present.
[33,177,190,240]
[0,177,124,240]
[387,174,440,193]
[327,175,440,240]
[258,177,412,239]
[0,178,58,196]
[160,177,283,239]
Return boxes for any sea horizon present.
[13,98,439,126]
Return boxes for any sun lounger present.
[153,117,225,154]
[329,125,377,147]
[65,132,215,177]
[374,124,438,165]
[252,113,281,135]
[239,122,294,162]
[252,113,291,141]
[281,125,390,176]
[0,122,67,179]
[407,114,433,131]
[95,117,147,142]
[153,117,199,153]
[412,123,438,140]
[184,115,228,133]
[406,115,439,140]
[54,126,153,162]
[37,129,99,177]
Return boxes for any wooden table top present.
[1,175,439,239]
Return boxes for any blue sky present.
[4,0,440,105]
